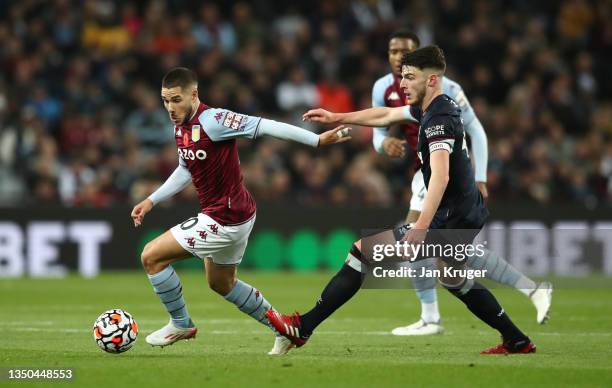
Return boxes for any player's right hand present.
[318,125,352,146]
[302,108,340,124]
[131,198,154,227]
[383,137,407,158]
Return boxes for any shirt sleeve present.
[443,77,476,127]
[443,77,488,182]
[464,116,488,182]
[256,118,319,147]
[199,108,262,141]
[423,116,455,154]
[371,79,389,153]
[147,163,192,205]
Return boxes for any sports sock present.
[448,281,528,345]
[411,258,440,323]
[148,266,192,328]
[466,249,537,296]
[224,279,278,333]
[300,246,365,337]
[420,299,440,324]
[514,276,538,297]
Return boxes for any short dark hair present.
[162,67,198,89]
[400,45,446,73]
[389,29,420,48]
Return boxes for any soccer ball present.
[93,309,138,353]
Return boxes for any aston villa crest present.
[192,125,201,142]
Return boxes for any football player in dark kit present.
[268,46,536,355]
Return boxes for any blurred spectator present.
[0,0,610,209]
[192,3,236,53]
[276,66,318,125]
[123,90,173,151]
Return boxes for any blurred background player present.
[368,30,552,335]
[130,67,350,354]
[268,46,536,355]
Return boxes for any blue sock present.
[466,249,522,287]
[224,279,277,333]
[148,266,192,328]
[410,258,440,323]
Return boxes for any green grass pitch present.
[1,272,611,387]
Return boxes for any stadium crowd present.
[0,0,611,208]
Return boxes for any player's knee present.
[436,258,464,290]
[354,240,362,251]
[141,241,161,273]
[208,275,235,296]
[441,277,474,296]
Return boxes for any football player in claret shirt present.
[305,30,551,337]
[268,47,536,354]
[130,67,350,355]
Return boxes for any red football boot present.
[266,310,308,347]
[481,339,536,354]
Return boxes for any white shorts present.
[410,169,426,212]
[170,213,255,265]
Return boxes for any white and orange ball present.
[93,309,138,354]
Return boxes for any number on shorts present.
[180,217,198,230]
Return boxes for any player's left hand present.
[401,227,427,258]
[318,125,352,146]
[477,182,488,200]
[402,228,427,244]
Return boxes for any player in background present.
[130,67,351,355]
[368,30,551,335]
[268,46,536,354]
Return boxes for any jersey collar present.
[186,102,208,126]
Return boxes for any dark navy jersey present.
[412,94,489,230]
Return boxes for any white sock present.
[421,301,440,324]
[515,275,537,297]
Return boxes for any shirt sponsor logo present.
[178,148,207,161]
[425,124,446,138]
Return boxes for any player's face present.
[388,38,418,76]
[161,86,197,125]
[399,65,427,106]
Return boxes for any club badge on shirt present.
[192,125,201,142]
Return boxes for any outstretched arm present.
[256,118,352,147]
[131,162,192,227]
[200,108,351,147]
[303,106,412,128]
